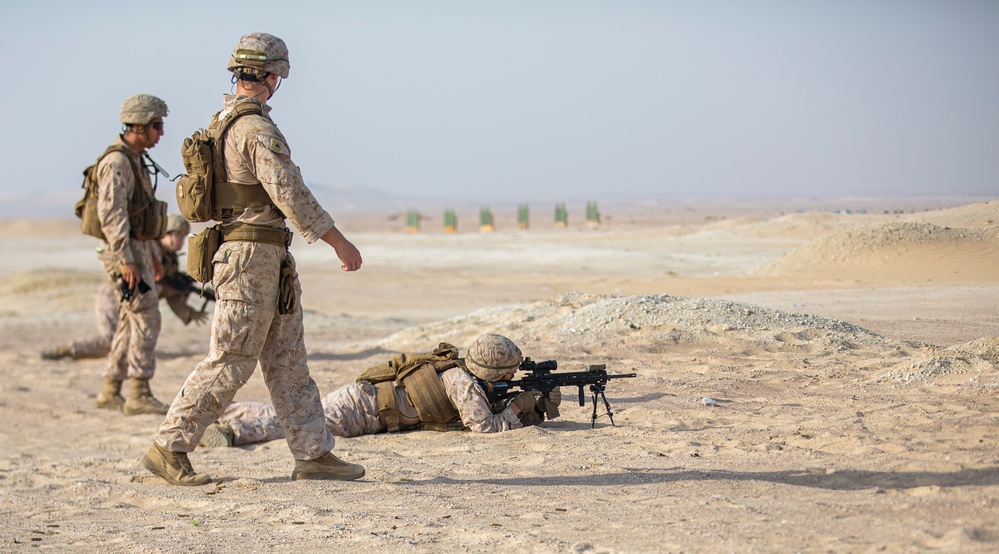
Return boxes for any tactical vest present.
[75,144,167,241]
[356,343,464,432]
[176,101,279,223]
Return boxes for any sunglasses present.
[150,121,164,131]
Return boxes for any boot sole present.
[291,468,366,481]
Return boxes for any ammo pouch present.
[75,189,103,240]
[374,382,402,432]
[188,226,222,283]
[176,101,276,223]
[130,197,168,240]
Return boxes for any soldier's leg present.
[103,296,132,382]
[155,242,279,452]
[322,384,384,437]
[72,281,120,359]
[123,268,161,381]
[217,401,285,446]
[97,288,132,409]
[121,269,166,415]
[257,261,334,461]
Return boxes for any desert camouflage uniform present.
[96,136,161,381]
[156,246,203,325]
[65,247,200,360]
[68,281,119,359]
[156,94,336,460]
[217,365,523,445]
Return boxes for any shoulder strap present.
[356,343,460,385]
[85,144,144,194]
[211,101,264,139]
[209,102,276,215]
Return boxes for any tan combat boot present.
[123,377,170,415]
[291,451,366,481]
[95,378,125,410]
[40,345,72,360]
[198,424,235,448]
[142,443,212,486]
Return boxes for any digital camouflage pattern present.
[464,333,524,382]
[63,248,200,360]
[96,136,159,268]
[157,247,202,324]
[68,281,119,360]
[95,136,161,380]
[217,95,333,241]
[156,241,333,459]
[155,88,342,461]
[215,365,524,446]
[119,94,169,125]
[228,32,290,79]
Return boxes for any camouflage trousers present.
[69,281,119,360]
[99,242,160,380]
[155,241,334,460]
[219,383,383,445]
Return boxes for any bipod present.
[589,383,617,428]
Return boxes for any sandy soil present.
[0,199,997,553]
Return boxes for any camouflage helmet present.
[165,214,190,235]
[465,334,523,382]
[119,94,169,125]
[228,32,290,79]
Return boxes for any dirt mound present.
[0,268,104,316]
[0,218,82,237]
[878,337,999,390]
[738,212,844,240]
[901,201,999,229]
[755,222,999,281]
[375,291,902,363]
[374,292,999,390]
[0,268,103,296]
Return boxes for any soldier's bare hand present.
[321,224,362,272]
[335,240,362,272]
[120,263,140,289]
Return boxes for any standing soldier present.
[143,32,366,485]
[41,215,208,361]
[93,94,171,416]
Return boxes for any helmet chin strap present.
[232,70,279,100]
[122,124,150,151]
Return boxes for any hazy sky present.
[1,1,997,216]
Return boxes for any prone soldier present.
[199,334,561,447]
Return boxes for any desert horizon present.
[1,197,997,552]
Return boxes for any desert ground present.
[0,198,997,553]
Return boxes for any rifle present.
[487,357,637,428]
[160,272,216,311]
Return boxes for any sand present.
[0,199,997,552]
